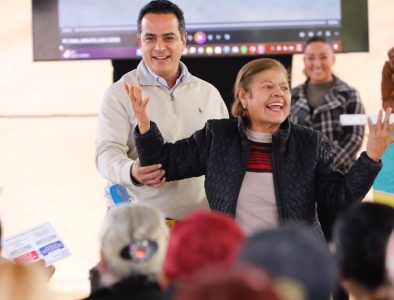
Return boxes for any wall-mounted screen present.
[32,0,368,61]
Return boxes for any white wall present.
[0,0,111,298]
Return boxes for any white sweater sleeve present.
[95,81,136,185]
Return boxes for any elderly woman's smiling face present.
[239,67,291,133]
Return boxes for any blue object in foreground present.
[110,184,132,204]
[374,135,394,195]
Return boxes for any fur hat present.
[164,210,245,282]
[100,203,169,279]
[239,225,337,300]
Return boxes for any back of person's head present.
[388,47,394,71]
[164,210,245,282]
[100,203,169,281]
[333,202,394,290]
[137,0,185,35]
[387,46,394,59]
[232,58,289,118]
[238,224,337,300]
[173,265,280,300]
[0,260,53,300]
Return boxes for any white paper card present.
[340,113,394,126]
[2,222,71,266]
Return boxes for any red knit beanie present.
[164,210,245,282]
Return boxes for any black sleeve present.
[134,121,213,181]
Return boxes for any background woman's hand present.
[125,84,150,134]
[366,107,394,162]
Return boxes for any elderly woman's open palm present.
[125,84,151,134]
[366,107,394,162]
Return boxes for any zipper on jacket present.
[170,93,176,113]
[232,139,250,215]
[272,135,284,221]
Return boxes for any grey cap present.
[100,203,169,279]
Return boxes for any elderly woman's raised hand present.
[125,84,151,134]
[366,107,394,162]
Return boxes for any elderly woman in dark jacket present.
[127,58,394,240]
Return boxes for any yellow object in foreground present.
[373,191,394,208]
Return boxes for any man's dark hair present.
[333,202,394,290]
[137,0,186,35]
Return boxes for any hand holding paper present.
[2,222,70,267]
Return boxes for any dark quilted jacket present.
[81,275,162,300]
[135,117,381,239]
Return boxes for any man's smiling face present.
[138,13,186,85]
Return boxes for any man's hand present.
[131,158,166,187]
[366,107,394,162]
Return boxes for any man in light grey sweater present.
[95,0,228,219]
